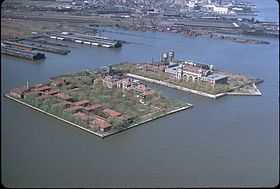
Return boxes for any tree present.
[108,117,124,128]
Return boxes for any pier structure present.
[2,40,70,55]
[1,44,45,60]
[47,33,122,48]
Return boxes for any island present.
[113,51,263,98]
[5,68,192,138]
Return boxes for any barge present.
[2,40,70,55]
[1,44,45,60]
[47,33,122,48]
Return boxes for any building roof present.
[51,79,65,85]
[64,105,84,112]
[206,74,228,81]
[143,89,154,96]
[55,93,72,100]
[33,85,51,92]
[72,100,90,106]
[33,83,43,88]
[11,87,26,94]
[103,108,122,117]
[24,91,41,96]
[44,90,59,95]
[73,112,92,121]
[134,83,146,93]
[94,116,112,129]
[84,104,103,111]
[183,64,207,74]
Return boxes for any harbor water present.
[1,2,279,187]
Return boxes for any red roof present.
[94,116,112,129]
[11,87,26,94]
[72,100,90,106]
[52,79,65,85]
[84,104,102,111]
[143,90,154,96]
[183,64,208,75]
[44,90,59,95]
[33,85,51,92]
[73,112,93,121]
[135,84,146,92]
[64,106,83,112]
[55,93,72,100]
[103,108,122,117]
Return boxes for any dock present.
[46,33,122,48]
[2,40,70,55]
[1,44,45,60]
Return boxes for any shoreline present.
[4,94,192,138]
[102,104,193,138]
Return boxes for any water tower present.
[161,52,168,63]
[168,51,175,62]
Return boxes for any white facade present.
[204,4,229,14]
[213,6,228,14]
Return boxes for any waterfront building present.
[72,100,90,107]
[50,79,67,87]
[73,112,94,122]
[64,105,84,113]
[84,104,103,112]
[102,75,121,88]
[94,116,112,132]
[33,85,51,92]
[163,58,228,86]
[103,108,122,117]
[55,92,74,101]
[203,73,228,86]
[44,90,59,96]
[144,64,167,72]
[9,88,26,99]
